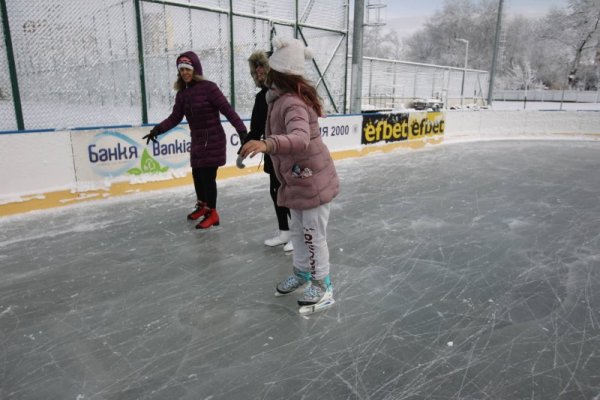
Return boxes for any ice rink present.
[1,139,599,400]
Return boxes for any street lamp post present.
[455,38,469,107]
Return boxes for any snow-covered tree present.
[499,60,544,90]
[537,0,600,89]
[401,0,499,70]
[400,0,600,90]
[362,26,403,60]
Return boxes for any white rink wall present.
[1,111,599,204]
[0,131,75,202]
[445,110,600,140]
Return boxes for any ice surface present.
[1,140,599,399]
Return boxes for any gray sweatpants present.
[289,203,331,281]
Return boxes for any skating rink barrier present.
[1,110,599,216]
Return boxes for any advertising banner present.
[70,122,251,185]
[361,111,445,145]
[319,115,363,152]
[71,127,189,183]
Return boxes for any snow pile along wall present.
[444,110,600,141]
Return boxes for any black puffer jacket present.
[245,87,275,173]
[245,51,274,174]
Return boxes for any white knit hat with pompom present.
[268,36,313,76]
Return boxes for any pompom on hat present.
[268,37,313,76]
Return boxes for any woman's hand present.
[239,139,267,159]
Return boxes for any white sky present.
[364,0,570,39]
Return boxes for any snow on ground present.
[489,100,600,111]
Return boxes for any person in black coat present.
[243,50,293,252]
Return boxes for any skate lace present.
[281,275,301,290]
[303,284,322,299]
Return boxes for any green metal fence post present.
[228,0,235,108]
[343,1,349,113]
[295,0,298,38]
[134,0,148,124]
[1,0,24,130]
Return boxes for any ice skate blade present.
[275,288,299,297]
[194,224,221,231]
[274,287,302,297]
[298,298,335,315]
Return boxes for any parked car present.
[411,98,444,111]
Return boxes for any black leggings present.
[192,166,218,209]
[269,172,290,231]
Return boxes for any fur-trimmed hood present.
[248,50,270,87]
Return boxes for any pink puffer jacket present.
[264,91,339,210]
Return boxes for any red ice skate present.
[187,201,208,220]
[196,208,220,229]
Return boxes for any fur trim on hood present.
[248,50,270,87]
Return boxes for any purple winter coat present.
[264,90,339,210]
[157,51,247,168]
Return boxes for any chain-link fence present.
[0,0,348,131]
[356,57,490,111]
[1,0,499,132]
[2,0,142,131]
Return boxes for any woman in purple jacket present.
[144,51,247,229]
[240,38,339,314]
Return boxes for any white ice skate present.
[275,268,310,297]
[283,241,293,252]
[298,293,335,315]
[264,230,290,247]
[297,277,335,315]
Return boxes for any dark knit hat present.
[177,56,194,71]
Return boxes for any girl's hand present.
[240,139,267,159]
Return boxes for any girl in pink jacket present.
[240,37,339,314]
